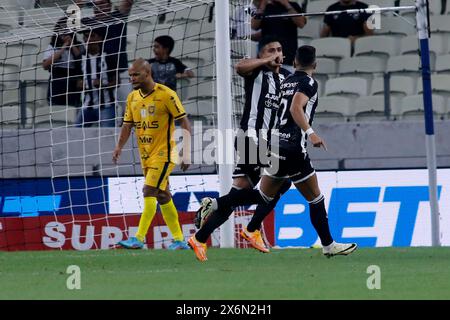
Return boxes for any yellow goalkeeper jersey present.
[123,83,186,166]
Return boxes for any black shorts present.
[232,163,262,188]
[232,135,270,187]
[263,148,315,184]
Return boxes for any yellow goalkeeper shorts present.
[143,162,175,191]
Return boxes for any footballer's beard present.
[132,83,142,90]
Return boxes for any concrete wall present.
[1,120,450,178]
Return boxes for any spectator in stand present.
[231,0,262,41]
[148,35,194,92]
[320,0,374,51]
[80,0,134,115]
[42,17,83,107]
[76,27,117,127]
[251,0,306,72]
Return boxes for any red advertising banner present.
[0,211,274,251]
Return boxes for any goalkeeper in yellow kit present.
[113,58,192,250]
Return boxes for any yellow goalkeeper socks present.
[160,198,184,242]
[135,196,157,243]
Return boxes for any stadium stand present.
[371,75,417,97]
[400,94,447,119]
[375,16,416,36]
[387,54,424,74]
[338,56,386,79]
[353,95,396,121]
[354,35,399,57]
[1,0,449,132]
[310,37,352,60]
[436,54,450,73]
[297,17,321,42]
[324,76,368,98]
[314,96,354,122]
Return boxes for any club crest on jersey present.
[148,105,155,115]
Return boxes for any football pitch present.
[1,247,450,300]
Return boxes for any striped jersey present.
[276,70,319,154]
[123,83,187,166]
[240,66,291,141]
[81,52,115,108]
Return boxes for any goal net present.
[0,0,272,251]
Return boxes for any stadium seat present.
[165,4,211,23]
[1,87,20,106]
[230,39,256,59]
[175,39,215,64]
[199,20,215,40]
[436,54,450,73]
[195,62,215,79]
[1,44,36,68]
[306,0,331,13]
[151,22,202,42]
[126,24,138,57]
[400,36,419,55]
[429,34,449,57]
[354,35,399,58]
[33,105,78,126]
[0,64,20,89]
[424,0,444,15]
[298,18,321,41]
[310,37,352,60]
[376,0,396,10]
[353,95,399,121]
[375,16,416,36]
[128,16,157,31]
[21,7,65,28]
[371,75,417,97]
[315,57,337,76]
[399,94,447,119]
[401,35,447,59]
[0,104,32,127]
[387,54,425,74]
[430,15,450,34]
[314,96,354,122]
[0,105,20,124]
[353,96,385,118]
[182,99,216,125]
[417,74,450,97]
[25,82,48,108]
[324,77,368,97]
[398,0,419,19]
[183,99,216,116]
[0,11,19,31]
[338,56,386,78]
[186,79,215,100]
[315,77,326,97]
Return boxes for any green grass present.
[1,247,449,300]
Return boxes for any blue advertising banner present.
[0,178,108,216]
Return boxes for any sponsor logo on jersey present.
[139,135,154,144]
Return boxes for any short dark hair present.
[259,35,281,53]
[154,35,175,54]
[295,45,316,68]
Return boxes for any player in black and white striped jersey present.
[76,27,117,127]
[191,36,292,255]
[190,45,357,261]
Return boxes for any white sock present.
[211,198,218,211]
[323,241,336,251]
